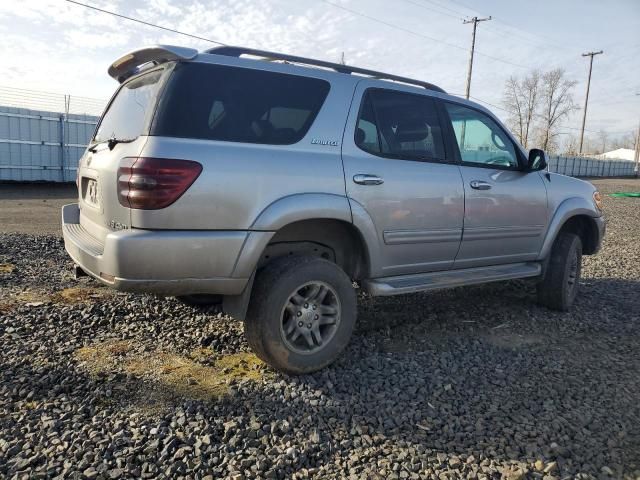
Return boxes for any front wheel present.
[245,256,357,374]
[537,232,582,311]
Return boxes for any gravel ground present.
[1,179,639,480]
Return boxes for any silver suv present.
[62,45,605,374]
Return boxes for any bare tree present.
[610,129,638,150]
[503,70,540,148]
[539,68,578,151]
[596,129,609,154]
[562,134,579,155]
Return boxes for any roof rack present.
[206,46,446,94]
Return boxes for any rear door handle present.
[353,174,384,185]
[470,180,491,190]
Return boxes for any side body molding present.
[250,193,352,231]
[537,196,601,260]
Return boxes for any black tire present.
[176,294,222,307]
[537,232,582,311]
[245,256,357,374]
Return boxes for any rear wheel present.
[537,232,582,311]
[245,256,357,374]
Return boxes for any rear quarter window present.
[151,62,330,145]
[94,69,164,143]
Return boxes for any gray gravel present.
[1,179,639,479]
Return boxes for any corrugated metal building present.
[0,105,98,182]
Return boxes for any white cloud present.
[0,0,637,135]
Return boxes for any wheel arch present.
[225,195,378,321]
[538,197,602,260]
[262,218,370,280]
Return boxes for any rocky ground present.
[1,178,639,480]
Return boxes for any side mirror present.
[527,148,547,171]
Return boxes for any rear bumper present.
[61,203,250,295]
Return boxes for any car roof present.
[108,45,495,117]
[203,46,447,94]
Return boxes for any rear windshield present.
[94,69,163,143]
[151,62,330,145]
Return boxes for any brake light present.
[117,157,202,209]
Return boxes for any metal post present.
[59,113,65,182]
[634,117,639,177]
[64,95,70,182]
[578,50,603,154]
[463,16,491,99]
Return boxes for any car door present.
[440,101,549,268]
[341,83,465,277]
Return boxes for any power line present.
[423,0,581,54]
[403,0,568,58]
[418,0,470,18]
[319,0,528,69]
[400,0,464,20]
[63,0,227,46]
[444,0,581,51]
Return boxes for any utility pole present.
[340,52,346,65]
[634,120,640,176]
[635,93,639,177]
[578,50,603,154]
[463,16,491,99]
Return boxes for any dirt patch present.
[0,263,15,274]
[75,340,266,404]
[51,286,113,304]
[0,286,113,313]
[0,290,50,313]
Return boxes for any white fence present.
[546,155,637,177]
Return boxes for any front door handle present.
[353,174,384,185]
[470,180,491,190]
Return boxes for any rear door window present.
[355,89,446,162]
[94,69,164,143]
[152,63,330,145]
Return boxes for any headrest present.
[396,119,429,142]
[355,127,366,145]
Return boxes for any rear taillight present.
[117,157,202,209]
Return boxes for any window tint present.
[355,89,445,161]
[152,63,330,145]
[444,102,519,169]
[94,70,163,143]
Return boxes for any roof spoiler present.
[108,45,198,83]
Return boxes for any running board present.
[363,262,542,296]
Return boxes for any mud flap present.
[222,270,256,321]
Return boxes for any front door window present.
[444,103,519,169]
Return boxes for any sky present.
[0,0,638,146]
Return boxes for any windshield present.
[94,69,164,143]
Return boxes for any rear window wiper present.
[88,136,135,153]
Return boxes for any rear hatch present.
[78,68,166,242]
